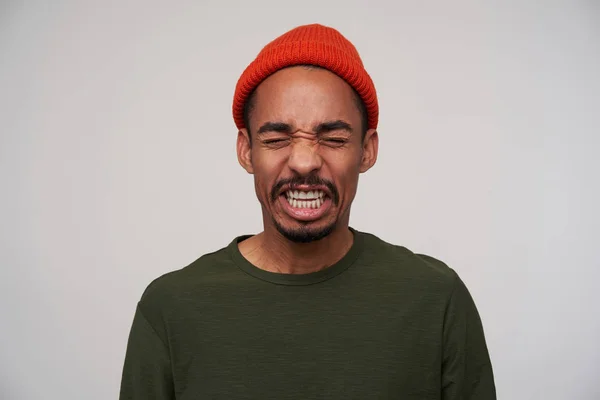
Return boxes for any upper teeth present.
[286,190,325,200]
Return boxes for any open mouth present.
[284,189,327,209]
[278,188,332,221]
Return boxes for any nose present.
[287,139,323,176]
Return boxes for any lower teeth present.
[287,198,323,209]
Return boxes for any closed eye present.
[264,138,288,144]
[262,137,291,148]
[321,137,348,146]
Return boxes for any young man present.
[120,24,496,399]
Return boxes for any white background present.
[1,1,599,399]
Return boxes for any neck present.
[238,223,354,274]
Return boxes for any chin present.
[272,219,337,243]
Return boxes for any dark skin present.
[236,66,378,274]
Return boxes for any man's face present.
[237,66,378,243]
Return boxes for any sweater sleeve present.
[441,274,496,400]
[119,305,175,400]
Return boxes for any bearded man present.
[120,23,496,400]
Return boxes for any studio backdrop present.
[1,1,598,399]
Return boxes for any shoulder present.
[357,230,459,289]
[137,243,237,316]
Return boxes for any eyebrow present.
[313,120,353,134]
[256,119,353,135]
[257,122,294,135]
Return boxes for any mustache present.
[271,174,339,205]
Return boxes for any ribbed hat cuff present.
[233,42,377,130]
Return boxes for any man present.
[120,24,496,399]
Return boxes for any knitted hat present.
[232,24,378,130]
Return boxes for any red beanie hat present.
[232,24,379,130]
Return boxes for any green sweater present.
[120,229,496,399]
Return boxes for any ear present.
[237,129,254,174]
[360,128,378,173]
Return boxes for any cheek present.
[253,169,273,199]
[340,174,360,199]
[327,154,362,195]
[251,151,286,198]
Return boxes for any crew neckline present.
[227,227,365,286]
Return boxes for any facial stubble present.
[269,174,340,243]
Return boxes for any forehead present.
[250,66,360,126]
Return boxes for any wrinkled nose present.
[287,141,323,176]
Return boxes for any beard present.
[272,217,337,243]
[266,173,341,243]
